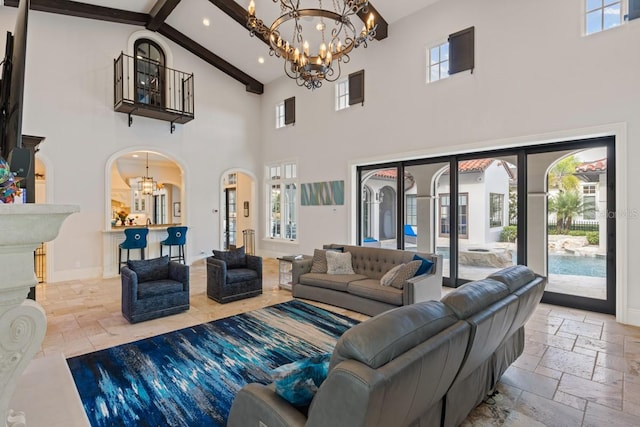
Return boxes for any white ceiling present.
[62,0,441,86]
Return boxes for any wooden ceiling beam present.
[358,3,388,41]
[207,0,269,46]
[157,23,264,94]
[147,0,182,31]
[4,0,148,26]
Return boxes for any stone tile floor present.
[28,258,640,426]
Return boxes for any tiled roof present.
[576,159,607,172]
[457,159,494,173]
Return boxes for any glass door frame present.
[355,137,615,314]
[527,136,616,314]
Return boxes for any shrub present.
[500,226,518,242]
[586,231,599,245]
[568,230,586,237]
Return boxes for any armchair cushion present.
[213,246,246,268]
[138,279,185,299]
[226,268,259,284]
[127,255,170,282]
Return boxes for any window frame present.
[585,0,624,35]
[583,184,597,220]
[406,194,417,227]
[489,193,504,228]
[427,41,450,83]
[275,102,286,129]
[335,79,350,111]
[134,38,165,107]
[266,161,298,241]
[439,192,469,238]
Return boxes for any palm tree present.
[548,156,580,192]
[548,190,586,234]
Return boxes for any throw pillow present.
[325,251,355,275]
[413,254,434,276]
[127,256,170,282]
[310,249,328,273]
[212,246,246,268]
[271,353,331,407]
[391,260,423,289]
[380,264,404,287]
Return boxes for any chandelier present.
[138,152,157,196]
[247,0,377,90]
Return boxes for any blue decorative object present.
[67,300,359,427]
[272,353,331,406]
[413,254,434,276]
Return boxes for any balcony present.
[114,52,194,130]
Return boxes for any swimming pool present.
[435,247,606,278]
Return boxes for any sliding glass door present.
[357,137,616,314]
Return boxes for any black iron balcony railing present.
[114,52,194,131]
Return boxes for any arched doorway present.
[103,149,185,277]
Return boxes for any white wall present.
[0,8,262,280]
[258,0,639,324]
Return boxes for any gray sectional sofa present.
[227,265,546,427]
[291,244,444,316]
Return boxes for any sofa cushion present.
[488,265,537,293]
[326,251,355,275]
[138,279,184,299]
[226,268,259,284]
[440,278,510,319]
[300,273,366,292]
[413,254,434,276]
[390,260,422,289]
[348,279,403,306]
[330,300,458,370]
[380,264,404,287]
[127,256,170,283]
[272,353,331,407]
[212,246,246,268]
[310,249,328,273]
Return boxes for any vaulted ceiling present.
[5,0,440,93]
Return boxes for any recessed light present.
[258,57,265,64]
[202,18,210,27]
[132,154,139,158]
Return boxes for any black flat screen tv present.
[0,0,31,178]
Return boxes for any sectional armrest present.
[227,383,307,427]
[404,254,444,304]
[292,258,313,285]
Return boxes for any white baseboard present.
[50,267,102,283]
[622,307,640,327]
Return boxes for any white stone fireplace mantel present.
[0,204,79,427]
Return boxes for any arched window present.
[134,39,165,107]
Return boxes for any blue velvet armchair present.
[121,255,190,323]
[207,247,262,304]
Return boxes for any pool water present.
[436,247,606,278]
[548,254,606,278]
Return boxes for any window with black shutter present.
[448,26,474,75]
[348,70,365,106]
[284,97,295,125]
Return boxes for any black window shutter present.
[629,0,640,21]
[348,70,365,106]
[284,97,295,125]
[448,26,474,75]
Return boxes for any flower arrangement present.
[117,210,129,224]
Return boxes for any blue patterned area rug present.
[67,300,359,427]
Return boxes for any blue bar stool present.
[118,228,149,273]
[160,226,188,264]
